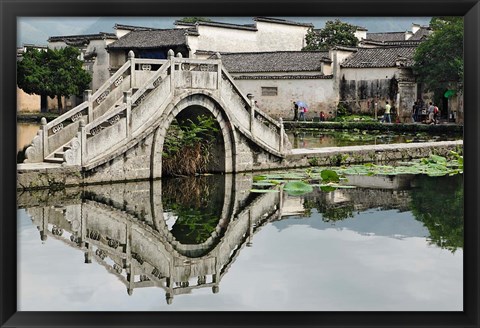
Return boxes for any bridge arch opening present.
[162,105,225,176]
[152,93,235,179]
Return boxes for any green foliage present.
[336,102,349,117]
[162,175,224,245]
[302,20,359,51]
[307,157,319,166]
[284,181,314,196]
[252,153,463,196]
[178,17,212,23]
[409,174,463,252]
[336,153,463,177]
[413,17,463,92]
[330,114,377,123]
[162,115,220,176]
[17,47,92,111]
[252,169,351,195]
[320,169,340,183]
[285,121,463,135]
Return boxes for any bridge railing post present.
[247,93,255,134]
[84,90,93,122]
[124,90,132,138]
[128,50,135,88]
[40,117,48,159]
[279,117,284,154]
[168,49,175,90]
[79,120,87,166]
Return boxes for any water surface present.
[17,173,463,311]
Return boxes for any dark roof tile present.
[409,26,431,40]
[254,17,313,28]
[48,32,117,43]
[341,46,417,68]
[107,29,188,49]
[365,32,407,42]
[175,20,258,31]
[221,51,330,73]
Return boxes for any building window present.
[261,87,278,96]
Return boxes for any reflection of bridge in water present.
[18,174,416,304]
[19,174,282,304]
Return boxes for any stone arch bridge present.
[24,50,290,181]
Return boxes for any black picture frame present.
[2,0,479,327]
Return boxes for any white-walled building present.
[175,17,313,56]
[221,51,335,119]
[34,19,462,123]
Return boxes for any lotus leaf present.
[283,181,314,196]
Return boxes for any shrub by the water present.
[162,115,220,176]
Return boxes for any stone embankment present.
[17,140,462,191]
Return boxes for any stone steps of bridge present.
[44,145,72,164]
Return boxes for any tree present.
[17,47,91,113]
[413,17,463,92]
[302,19,358,51]
[178,17,212,24]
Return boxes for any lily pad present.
[320,169,340,183]
[283,181,314,196]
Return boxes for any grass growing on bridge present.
[162,115,220,177]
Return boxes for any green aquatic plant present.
[335,152,463,177]
[252,168,351,196]
[283,181,314,196]
[251,152,463,196]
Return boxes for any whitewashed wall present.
[341,67,399,80]
[232,74,337,119]
[188,22,308,55]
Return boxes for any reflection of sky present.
[277,208,430,238]
[17,208,462,311]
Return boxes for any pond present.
[17,172,463,311]
[288,129,463,149]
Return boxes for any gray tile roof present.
[48,32,117,43]
[360,40,423,47]
[221,51,331,73]
[114,24,162,31]
[175,20,257,31]
[409,26,431,40]
[365,32,407,42]
[340,46,417,68]
[107,29,188,49]
[254,17,313,28]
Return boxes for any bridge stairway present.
[24,50,289,174]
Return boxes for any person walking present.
[298,106,305,121]
[383,101,391,123]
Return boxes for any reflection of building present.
[280,174,415,223]
[20,175,282,304]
